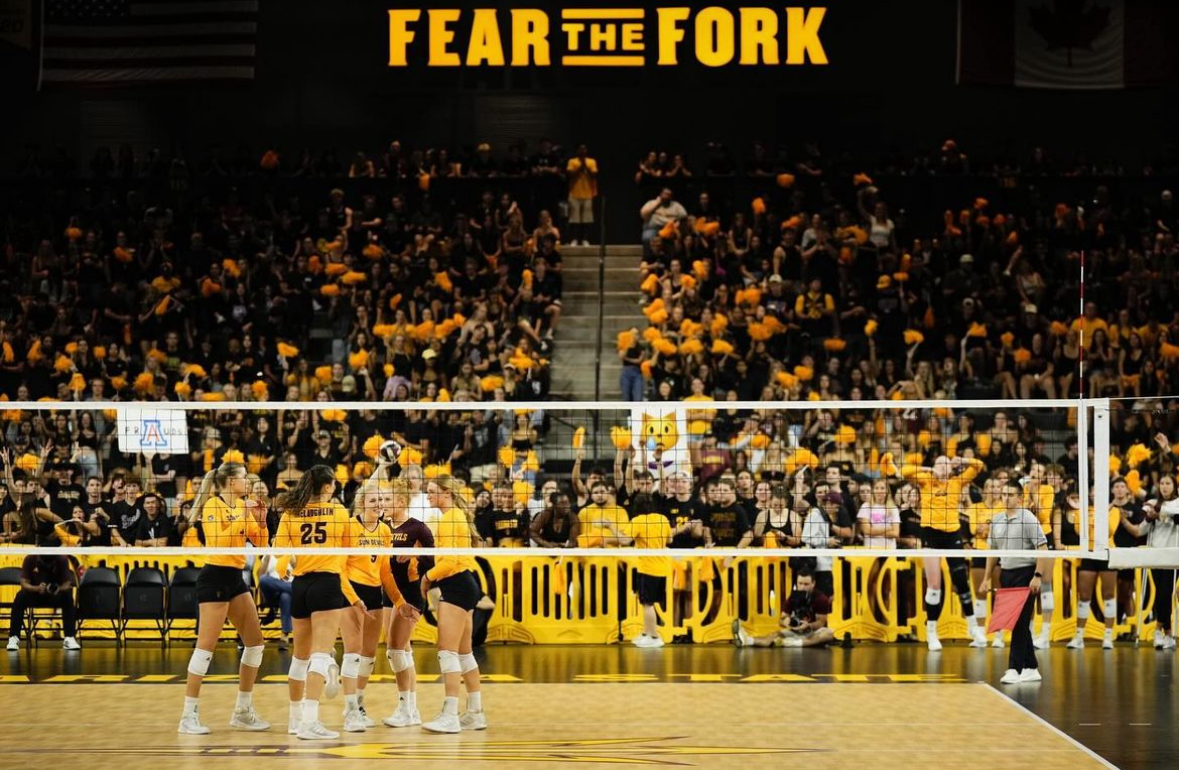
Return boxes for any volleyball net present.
[2,397,1178,645]
[0,396,1151,560]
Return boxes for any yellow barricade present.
[1,552,1171,645]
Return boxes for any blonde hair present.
[430,474,481,547]
[189,462,246,525]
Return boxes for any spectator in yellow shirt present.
[576,482,632,547]
[566,144,598,246]
[629,493,672,649]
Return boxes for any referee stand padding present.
[0,551,1169,645]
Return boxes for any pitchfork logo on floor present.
[24,738,819,764]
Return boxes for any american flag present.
[43,0,258,86]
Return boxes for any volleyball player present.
[420,475,486,734]
[382,476,435,728]
[178,462,271,735]
[275,465,370,741]
[341,457,397,730]
[1060,487,1121,649]
[901,455,987,650]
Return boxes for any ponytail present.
[434,474,481,547]
[277,464,337,513]
[189,462,247,544]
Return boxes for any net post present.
[1092,398,1111,555]
[1078,401,1089,554]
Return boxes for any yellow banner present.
[388,7,828,68]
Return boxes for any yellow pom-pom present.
[133,372,155,393]
[968,322,988,338]
[748,322,771,342]
[251,381,269,400]
[363,244,383,260]
[1049,321,1068,337]
[776,173,795,188]
[1108,454,1122,476]
[836,425,856,445]
[341,270,367,285]
[853,172,874,186]
[775,371,798,389]
[640,273,660,295]
[654,339,678,356]
[68,372,86,391]
[864,320,878,337]
[222,449,245,465]
[679,339,704,356]
[480,375,504,392]
[572,427,586,450]
[424,463,450,480]
[198,392,226,402]
[1000,332,1015,348]
[903,330,924,346]
[321,409,347,423]
[711,339,734,356]
[1014,349,1032,364]
[147,349,167,363]
[437,388,451,403]
[610,426,633,450]
[110,375,127,391]
[348,350,369,370]
[277,342,300,358]
[1125,469,1142,496]
[793,365,814,381]
[363,435,384,459]
[498,446,517,468]
[320,282,341,296]
[824,338,847,352]
[54,355,73,373]
[617,330,637,352]
[1127,443,1152,469]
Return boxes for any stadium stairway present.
[549,244,645,401]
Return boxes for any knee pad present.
[924,588,942,607]
[187,648,214,678]
[341,652,362,680]
[1077,600,1091,620]
[359,655,375,679]
[1103,599,1117,618]
[1040,591,1055,612]
[458,652,478,675]
[309,652,333,680]
[973,599,988,618]
[437,649,461,675]
[241,644,265,668]
[289,657,310,682]
[389,649,414,673]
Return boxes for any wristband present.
[1033,572,1043,578]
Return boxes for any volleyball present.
[378,439,403,464]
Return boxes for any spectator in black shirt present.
[6,555,80,651]
[479,483,530,547]
[133,493,173,547]
[80,476,112,546]
[530,491,577,548]
[706,478,753,549]
[110,478,142,546]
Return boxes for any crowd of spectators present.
[0,138,610,407]
[624,138,1179,404]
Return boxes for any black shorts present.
[292,572,349,620]
[922,528,964,550]
[196,564,250,604]
[385,578,427,613]
[1079,558,1110,573]
[435,571,480,612]
[636,573,667,606]
[351,581,384,613]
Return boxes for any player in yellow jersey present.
[901,455,986,651]
[420,474,486,734]
[966,478,1007,648]
[274,465,369,741]
[178,462,271,735]
[628,493,672,649]
[1058,487,1121,650]
[339,457,397,731]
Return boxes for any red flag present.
[987,587,1032,633]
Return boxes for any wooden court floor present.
[0,681,1114,770]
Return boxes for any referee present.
[980,481,1051,684]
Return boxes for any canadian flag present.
[957,0,1179,88]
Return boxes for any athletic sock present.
[345,693,359,711]
[183,696,200,716]
[467,691,482,712]
[442,696,459,716]
[406,691,417,710]
[235,691,252,709]
[304,699,319,725]
[289,701,303,722]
